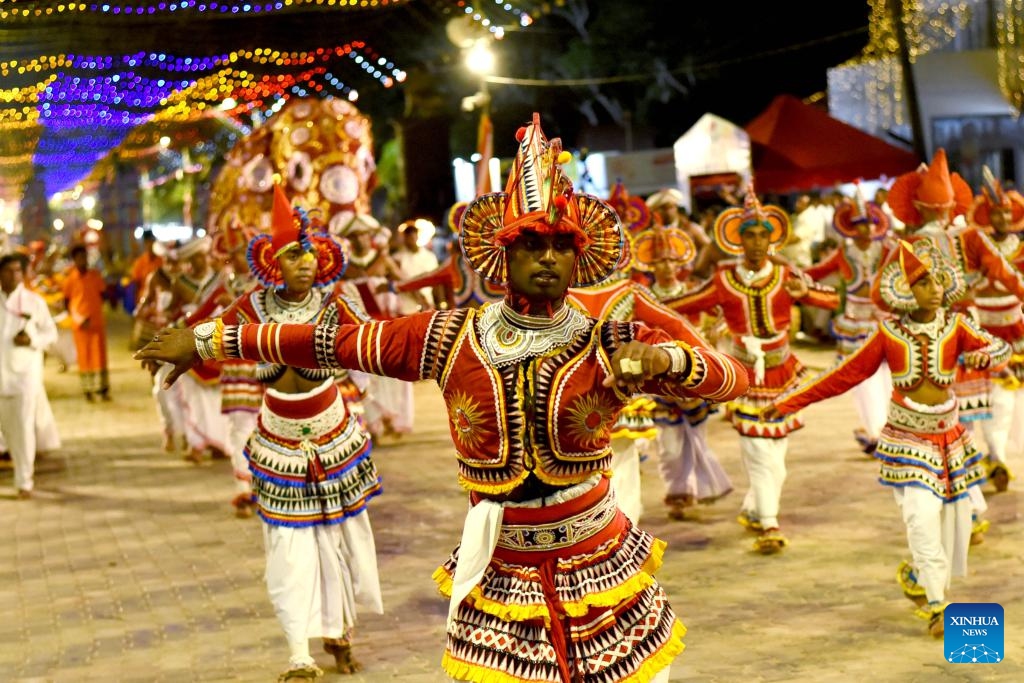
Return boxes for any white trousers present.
[0,393,36,492]
[153,364,185,440]
[893,486,972,604]
[738,436,788,530]
[851,361,891,440]
[225,411,257,495]
[263,512,383,668]
[609,437,643,524]
[657,421,732,502]
[363,376,415,434]
[179,373,229,454]
[981,383,1022,467]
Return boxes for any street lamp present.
[462,39,494,116]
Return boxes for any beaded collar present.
[900,308,947,339]
[263,288,323,324]
[347,248,378,269]
[735,260,773,285]
[650,281,687,301]
[477,301,590,367]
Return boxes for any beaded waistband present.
[260,380,344,440]
[887,398,958,434]
[495,477,619,553]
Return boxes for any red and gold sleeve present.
[803,248,844,282]
[966,229,1024,301]
[956,312,1011,372]
[204,310,445,382]
[774,330,887,414]
[394,260,455,293]
[629,323,750,402]
[662,272,721,316]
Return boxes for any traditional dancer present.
[965,168,1024,492]
[174,236,230,464]
[665,186,839,553]
[184,222,262,515]
[0,253,58,499]
[632,223,734,520]
[139,114,750,683]
[884,148,1024,541]
[804,187,893,454]
[62,244,111,402]
[174,186,383,680]
[765,240,1007,637]
[339,214,416,440]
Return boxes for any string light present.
[828,0,978,139]
[995,0,1023,113]
[0,0,407,21]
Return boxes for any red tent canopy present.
[745,95,920,193]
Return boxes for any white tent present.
[673,113,751,211]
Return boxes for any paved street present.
[1,310,1021,682]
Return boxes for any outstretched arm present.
[766,329,887,418]
[136,309,460,388]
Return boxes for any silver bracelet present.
[656,342,690,376]
[194,321,218,361]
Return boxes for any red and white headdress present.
[833,181,890,240]
[247,184,347,288]
[967,166,1024,232]
[459,113,623,287]
[632,224,696,272]
[211,220,257,259]
[887,148,972,225]
[873,239,965,312]
[608,181,652,234]
[712,183,789,256]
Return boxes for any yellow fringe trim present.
[434,560,663,629]
[610,427,659,440]
[457,470,531,496]
[439,618,687,683]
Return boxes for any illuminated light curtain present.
[828,0,976,140]
[996,0,1024,113]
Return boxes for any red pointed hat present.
[968,166,1024,232]
[211,219,257,259]
[247,184,347,288]
[712,182,789,255]
[887,149,973,225]
[833,182,890,240]
[459,113,623,287]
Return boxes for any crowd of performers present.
[3,111,1019,681]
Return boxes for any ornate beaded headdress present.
[632,223,696,272]
[873,239,965,312]
[833,182,890,240]
[967,166,1024,232]
[211,220,257,259]
[459,113,623,287]
[887,148,973,225]
[608,181,652,234]
[247,184,347,289]
[712,182,789,256]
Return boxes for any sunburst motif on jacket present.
[565,393,614,448]
[448,390,488,449]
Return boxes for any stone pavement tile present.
[2,314,1022,682]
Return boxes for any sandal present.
[323,638,361,674]
[970,515,990,546]
[277,664,323,681]
[988,463,1011,493]
[754,528,787,555]
[915,602,947,638]
[736,510,763,533]
[896,560,928,607]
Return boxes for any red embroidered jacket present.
[209,302,748,495]
[775,311,1010,414]
[663,261,839,339]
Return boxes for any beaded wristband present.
[194,320,224,361]
[656,341,693,378]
